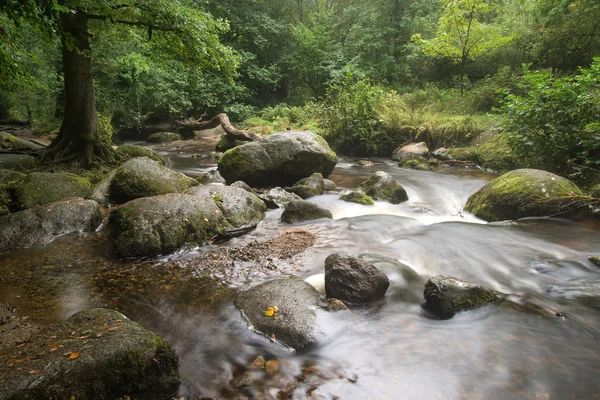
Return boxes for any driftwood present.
[176,113,258,141]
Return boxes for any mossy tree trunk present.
[42,10,116,168]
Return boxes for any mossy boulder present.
[475,134,518,172]
[424,275,498,319]
[217,131,337,187]
[339,191,374,205]
[146,131,181,143]
[398,154,431,170]
[0,308,179,399]
[10,172,92,211]
[281,200,332,223]
[234,279,321,350]
[0,153,37,171]
[110,157,197,204]
[0,131,44,151]
[290,172,325,199]
[438,147,479,163]
[0,169,26,215]
[391,141,429,161]
[109,185,266,258]
[356,171,408,204]
[215,135,246,152]
[464,169,584,222]
[116,144,164,165]
[0,199,101,253]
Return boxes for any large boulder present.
[258,187,302,209]
[116,144,164,165]
[324,253,390,304]
[146,131,181,143]
[217,131,337,186]
[234,279,321,350]
[391,141,429,161]
[356,171,408,204]
[423,275,498,319]
[109,157,197,204]
[464,169,584,222]
[10,172,92,211]
[109,185,266,258]
[289,172,325,199]
[281,200,332,223]
[0,153,37,171]
[0,308,179,399]
[0,199,101,253]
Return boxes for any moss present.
[443,147,479,163]
[215,135,245,152]
[398,154,431,170]
[476,133,519,172]
[116,144,164,165]
[10,172,92,211]
[0,170,26,215]
[146,132,181,143]
[588,183,600,198]
[313,133,338,162]
[339,191,374,205]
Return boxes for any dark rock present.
[324,253,390,303]
[391,142,429,161]
[465,169,584,222]
[231,371,254,389]
[217,131,337,186]
[327,299,349,312]
[0,308,179,399]
[589,256,600,268]
[259,187,302,209]
[216,135,245,152]
[0,199,101,253]
[197,168,226,185]
[339,191,374,205]
[110,157,197,204]
[423,275,498,319]
[0,169,26,215]
[290,172,324,199]
[146,131,181,143]
[234,279,321,350]
[11,172,91,211]
[116,144,164,165]
[0,153,37,171]
[356,171,408,204]
[281,200,332,223]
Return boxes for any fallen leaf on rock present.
[28,369,44,374]
[107,325,123,331]
[263,306,279,317]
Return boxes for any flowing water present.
[2,140,600,399]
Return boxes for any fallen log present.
[176,113,258,141]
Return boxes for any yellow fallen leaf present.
[68,352,80,360]
[263,306,279,317]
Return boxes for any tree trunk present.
[43,10,116,168]
[177,113,259,141]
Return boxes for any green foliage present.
[501,59,600,180]
[97,113,114,145]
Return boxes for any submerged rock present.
[464,169,584,222]
[110,157,197,204]
[391,141,429,161]
[10,172,91,211]
[146,131,181,143]
[423,275,498,319]
[258,187,302,209]
[589,256,600,268]
[217,131,337,186]
[339,191,374,205]
[356,171,408,204]
[324,253,390,304]
[0,153,37,171]
[0,199,101,253]
[281,200,332,223]
[290,172,325,199]
[234,278,321,350]
[115,144,164,165]
[0,308,179,399]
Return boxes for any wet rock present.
[352,160,378,167]
[290,172,324,199]
[359,254,423,303]
[231,371,254,389]
[324,253,390,304]
[465,169,585,222]
[0,308,180,400]
[109,185,266,258]
[110,157,197,204]
[281,200,332,223]
[398,154,432,170]
[115,144,164,165]
[589,256,600,268]
[423,275,498,319]
[231,180,253,192]
[146,131,181,143]
[197,168,226,184]
[233,278,321,350]
[323,179,336,191]
[10,172,91,211]
[265,360,280,376]
[216,135,246,152]
[391,141,429,161]
[0,132,44,151]
[258,187,302,209]
[217,131,337,186]
[327,299,349,312]
[339,191,374,205]
[90,169,117,205]
[356,171,408,204]
[250,356,266,369]
[0,153,37,171]
[0,199,101,253]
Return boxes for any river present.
[1,139,600,399]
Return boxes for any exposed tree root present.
[41,131,120,169]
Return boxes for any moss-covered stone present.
[465,169,584,222]
[0,153,37,171]
[356,171,408,204]
[339,191,374,205]
[110,157,197,204]
[589,256,600,268]
[475,134,519,172]
[281,200,332,223]
[290,172,325,199]
[0,131,44,151]
[441,147,479,163]
[424,275,498,319]
[0,169,26,215]
[398,154,431,170]
[146,131,181,143]
[116,144,165,165]
[215,135,246,152]
[10,172,92,211]
[0,308,180,399]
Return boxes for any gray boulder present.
[197,168,226,184]
[259,187,302,209]
[290,172,325,199]
[464,169,584,222]
[230,180,253,192]
[109,185,266,258]
[281,200,332,223]
[356,171,408,204]
[234,279,321,350]
[0,308,179,399]
[0,153,37,171]
[423,275,498,319]
[146,131,181,143]
[10,172,92,211]
[324,253,390,304]
[90,169,117,205]
[0,199,101,253]
[217,131,337,186]
[110,157,197,204]
[116,144,164,165]
[391,141,429,161]
[323,179,337,191]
